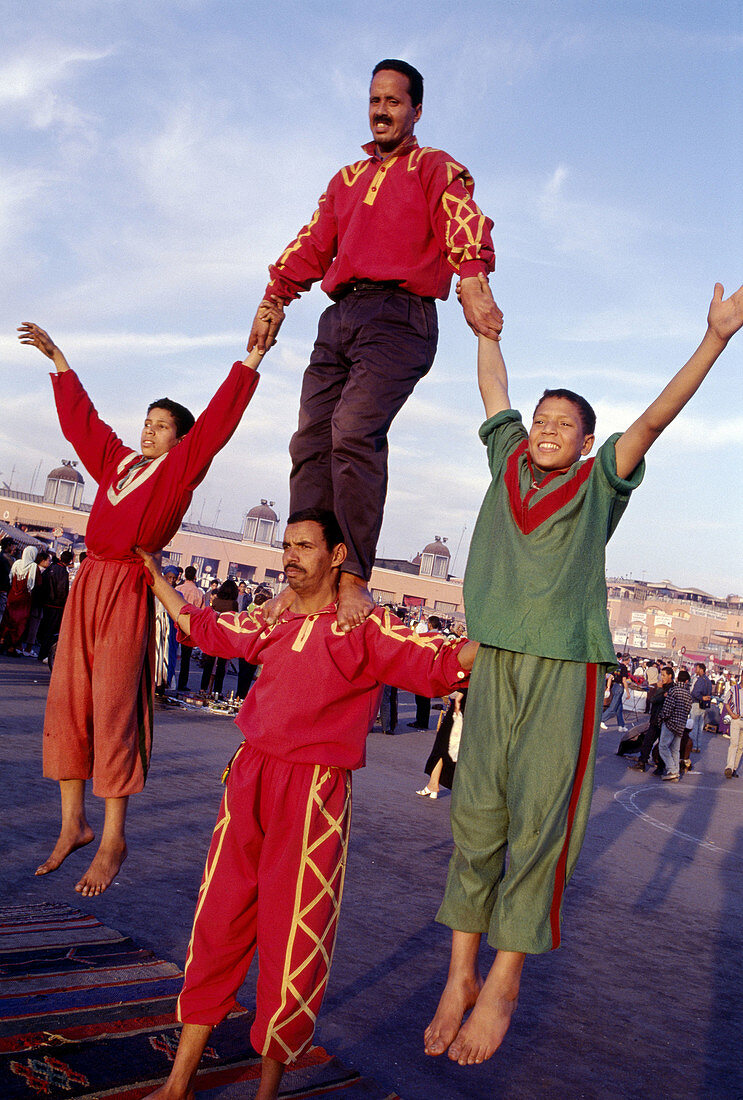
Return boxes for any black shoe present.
[652,768,664,776]
[630,761,646,771]
[408,722,427,730]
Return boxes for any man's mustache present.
[373,115,392,126]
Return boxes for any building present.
[0,466,466,617]
[607,577,743,670]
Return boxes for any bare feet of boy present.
[35,824,95,876]
[424,971,483,1055]
[74,841,127,897]
[336,573,374,632]
[447,950,524,1065]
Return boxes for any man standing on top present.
[248,59,502,630]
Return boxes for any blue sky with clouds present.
[1,0,741,593]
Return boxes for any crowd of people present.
[605,653,742,781]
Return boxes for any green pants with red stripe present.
[437,646,606,954]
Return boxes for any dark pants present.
[414,695,431,729]
[38,605,65,661]
[178,644,194,691]
[201,655,227,695]
[289,287,438,579]
[237,659,257,699]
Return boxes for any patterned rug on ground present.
[0,903,399,1099]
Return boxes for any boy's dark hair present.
[535,389,596,436]
[677,670,691,684]
[372,59,423,107]
[60,550,74,565]
[147,398,195,439]
[286,508,345,551]
[696,662,706,673]
[184,565,197,581]
[1,537,14,552]
[428,615,442,630]
[662,666,675,680]
[36,550,51,564]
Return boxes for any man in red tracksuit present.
[18,321,266,897]
[248,58,502,630]
[139,509,477,1100]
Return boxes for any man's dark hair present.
[36,550,51,564]
[1,537,14,553]
[662,666,675,680]
[372,59,423,107]
[286,508,345,551]
[696,662,706,673]
[60,550,74,565]
[147,398,195,439]
[678,669,691,684]
[535,389,596,436]
[428,615,442,630]
[184,565,197,581]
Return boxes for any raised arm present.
[615,282,743,479]
[478,332,510,420]
[17,323,71,373]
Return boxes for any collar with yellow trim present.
[361,135,419,162]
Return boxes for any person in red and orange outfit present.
[248,59,501,631]
[139,509,478,1100]
[18,321,268,897]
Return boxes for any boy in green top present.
[425,278,743,1066]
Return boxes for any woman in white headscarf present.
[0,545,38,655]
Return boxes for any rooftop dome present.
[246,500,278,521]
[421,536,450,559]
[47,462,84,485]
[44,460,84,508]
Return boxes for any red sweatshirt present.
[178,603,469,770]
[51,362,259,560]
[265,137,495,303]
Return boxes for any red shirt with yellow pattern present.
[178,603,469,770]
[50,363,259,561]
[265,137,495,304]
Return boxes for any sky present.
[0,0,741,596]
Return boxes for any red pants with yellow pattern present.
[177,743,352,1064]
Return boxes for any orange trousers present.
[43,557,155,798]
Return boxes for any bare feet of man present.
[74,841,127,897]
[336,572,375,632]
[35,824,95,876]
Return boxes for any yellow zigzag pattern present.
[263,766,351,1061]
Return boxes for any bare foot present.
[447,981,519,1065]
[261,586,295,625]
[336,573,375,632]
[74,841,127,897]
[424,972,482,1055]
[35,825,95,876]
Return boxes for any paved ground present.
[3,655,743,1100]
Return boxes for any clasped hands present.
[457,273,503,341]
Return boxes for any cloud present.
[0,45,111,130]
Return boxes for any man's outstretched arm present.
[615,282,743,479]
[137,548,189,627]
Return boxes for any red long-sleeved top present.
[265,137,495,303]
[178,603,469,770]
[50,362,259,560]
